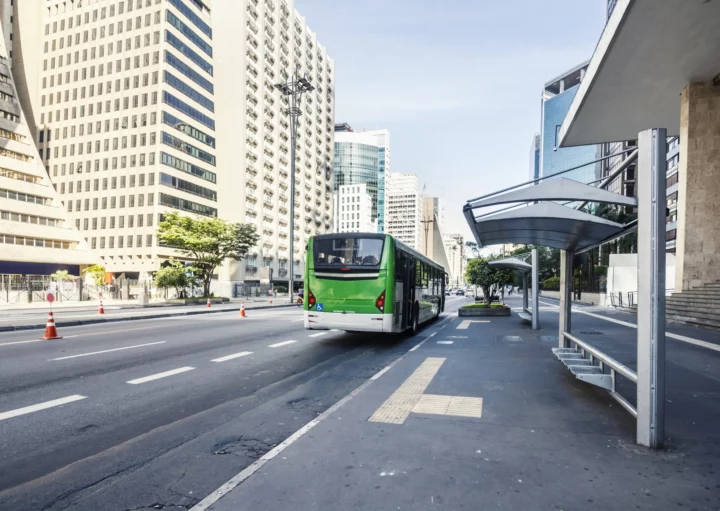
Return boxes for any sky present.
[296,0,607,240]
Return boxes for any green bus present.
[304,233,446,333]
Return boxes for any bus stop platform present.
[199,296,720,511]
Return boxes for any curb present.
[0,304,297,332]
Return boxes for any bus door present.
[402,254,415,330]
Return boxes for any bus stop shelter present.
[488,256,535,328]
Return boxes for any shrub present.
[544,276,560,291]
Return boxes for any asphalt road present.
[0,295,470,511]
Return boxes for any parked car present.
[456,289,465,296]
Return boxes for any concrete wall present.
[675,81,720,291]
[541,290,607,307]
[607,253,676,295]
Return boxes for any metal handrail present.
[563,331,638,418]
[564,331,637,382]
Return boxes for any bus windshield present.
[313,237,384,267]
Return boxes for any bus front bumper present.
[304,311,394,332]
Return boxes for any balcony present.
[246,178,258,189]
[279,205,288,214]
[247,2,258,19]
[247,18,259,34]
[280,43,289,56]
[246,135,258,147]
[246,148,258,161]
[247,75,258,91]
[246,120,258,134]
[281,0,289,15]
[247,47,258,62]
[247,34,258,49]
[246,63,258,78]
[246,207,258,217]
[265,0,276,11]
[279,192,289,202]
[280,55,289,68]
[263,198,274,208]
[246,192,258,203]
[263,172,274,182]
[265,37,275,52]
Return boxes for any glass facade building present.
[333,127,390,233]
[540,63,602,184]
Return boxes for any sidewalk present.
[0,300,297,332]
[198,299,720,511]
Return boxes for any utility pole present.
[275,68,315,303]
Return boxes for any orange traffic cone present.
[269,299,273,304]
[240,302,246,318]
[41,312,62,340]
[206,298,211,308]
[98,299,105,315]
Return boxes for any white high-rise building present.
[0,14,95,275]
[10,0,335,288]
[14,0,219,279]
[333,183,375,233]
[443,233,466,287]
[333,126,390,233]
[214,0,335,287]
[385,172,420,249]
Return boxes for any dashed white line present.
[437,341,454,345]
[50,341,166,361]
[211,351,253,363]
[0,395,87,422]
[127,366,195,385]
[309,332,328,338]
[269,340,296,348]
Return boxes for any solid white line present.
[269,340,296,348]
[127,366,195,385]
[291,319,304,323]
[540,300,720,353]
[211,351,253,363]
[0,395,87,422]
[309,332,328,338]
[428,332,437,338]
[437,341,454,345]
[370,366,392,380]
[50,341,166,361]
[409,338,429,352]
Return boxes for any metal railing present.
[563,331,638,418]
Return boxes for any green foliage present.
[83,264,106,286]
[594,265,608,277]
[543,276,560,291]
[274,285,288,294]
[50,270,75,281]
[155,259,197,297]
[462,303,508,309]
[465,257,514,305]
[157,212,259,297]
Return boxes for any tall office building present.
[539,61,602,184]
[443,233,465,287]
[333,183,375,233]
[385,172,420,249]
[214,0,335,287]
[13,0,219,279]
[0,16,95,275]
[334,125,390,233]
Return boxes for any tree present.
[465,257,514,305]
[83,264,106,286]
[157,212,259,297]
[155,259,197,298]
[50,270,75,282]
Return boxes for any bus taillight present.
[375,290,386,312]
[308,289,317,308]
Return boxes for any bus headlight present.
[375,290,386,312]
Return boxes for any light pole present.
[275,68,314,303]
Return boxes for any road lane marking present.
[0,324,178,348]
[413,394,483,418]
[50,342,166,361]
[457,320,490,329]
[269,340,296,348]
[291,319,304,323]
[539,300,720,353]
[308,332,328,338]
[368,357,445,424]
[437,341,454,345]
[127,366,195,385]
[211,351,253,362]
[0,395,87,422]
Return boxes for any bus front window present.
[314,237,384,268]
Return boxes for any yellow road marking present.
[413,394,484,418]
[368,357,445,424]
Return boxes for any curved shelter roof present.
[464,178,633,253]
[489,258,532,273]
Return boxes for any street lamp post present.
[275,68,315,303]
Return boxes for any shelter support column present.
[531,249,539,330]
[636,128,667,449]
[675,81,720,291]
[522,273,529,311]
[558,249,572,348]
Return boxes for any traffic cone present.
[269,299,273,304]
[240,302,246,318]
[98,299,105,315]
[206,298,211,308]
[41,312,62,340]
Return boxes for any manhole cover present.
[579,330,603,335]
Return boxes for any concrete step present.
[666,308,720,323]
[666,315,720,332]
[671,290,720,297]
[667,296,720,306]
[667,302,720,314]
